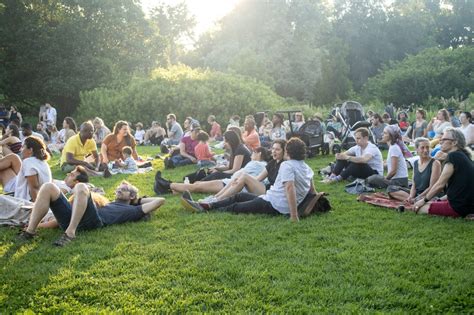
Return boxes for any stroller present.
[278,110,326,157]
[332,101,375,153]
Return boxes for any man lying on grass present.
[181,137,329,221]
[18,167,165,246]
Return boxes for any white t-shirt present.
[134,130,145,143]
[261,160,314,214]
[222,161,267,186]
[346,142,384,175]
[387,144,408,179]
[14,157,52,201]
[459,124,474,145]
[46,107,57,125]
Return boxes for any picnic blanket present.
[358,192,413,211]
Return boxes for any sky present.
[141,0,241,37]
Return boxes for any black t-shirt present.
[265,159,283,186]
[98,201,145,226]
[446,151,474,216]
[230,144,251,169]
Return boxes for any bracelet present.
[423,197,430,203]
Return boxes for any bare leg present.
[26,183,61,234]
[417,203,430,214]
[170,180,224,194]
[64,183,90,238]
[216,174,266,201]
[388,190,410,202]
[0,153,21,186]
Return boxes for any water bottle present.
[184,177,190,185]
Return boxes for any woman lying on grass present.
[181,137,320,221]
[200,139,286,204]
[155,146,271,195]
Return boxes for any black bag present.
[160,143,169,154]
[298,192,331,217]
[183,168,209,184]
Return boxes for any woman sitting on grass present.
[0,124,22,156]
[101,121,138,167]
[202,139,286,204]
[367,125,411,193]
[180,137,317,221]
[389,137,441,203]
[200,130,251,181]
[413,128,474,218]
[0,136,52,201]
[155,147,270,195]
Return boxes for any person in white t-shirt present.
[367,125,410,193]
[0,136,52,201]
[324,127,383,183]
[44,103,57,127]
[458,112,474,147]
[134,122,146,145]
[181,138,322,221]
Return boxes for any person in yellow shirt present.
[61,121,100,174]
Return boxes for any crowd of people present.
[0,102,473,248]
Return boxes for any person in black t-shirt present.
[414,128,474,218]
[200,130,251,181]
[19,173,165,246]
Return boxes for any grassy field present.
[0,146,473,313]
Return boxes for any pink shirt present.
[194,142,214,161]
[210,122,222,138]
[242,129,260,151]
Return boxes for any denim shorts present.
[50,193,103,231]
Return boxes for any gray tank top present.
[413,159,433,196]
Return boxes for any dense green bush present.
[362,47,474,106]
[77,65,286,127]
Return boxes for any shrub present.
[76,65,286,127]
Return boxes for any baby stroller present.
[332,101,375,153]
[279,110,326,157]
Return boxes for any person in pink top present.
[194,131,216,168]
[208,115,222,141]
[242,117,260,151]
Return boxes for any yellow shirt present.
[61,134,97,165]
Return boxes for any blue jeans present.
[170,154,194,167]
[50,193,103,231]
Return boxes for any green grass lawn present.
[1,147,473,312]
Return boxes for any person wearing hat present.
[164,124,201,168]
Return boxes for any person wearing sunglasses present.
[413,128,474,218]
[18,173,165,246]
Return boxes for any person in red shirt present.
[242,117,260,151]
[194,131,216,168]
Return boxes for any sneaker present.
[53,233,75,247]
[17,230,37,242]
[180,195,205,213]
[198,195,218,204]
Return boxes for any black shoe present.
[17,230,37,242]
[103,168,112,178]
[180,195,205,213]
[182,190,193,202]
[164,157,175,169]
[154,171,171,195]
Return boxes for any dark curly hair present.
[286,137,306,160]
[24,136,49,161]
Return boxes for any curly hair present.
[286,137,306,160]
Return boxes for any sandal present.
[53,233,75,247]
[17,230,37,241]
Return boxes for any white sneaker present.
[198,195,218,204]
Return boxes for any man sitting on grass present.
[60,121,101,175]
[18,167,165,246]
